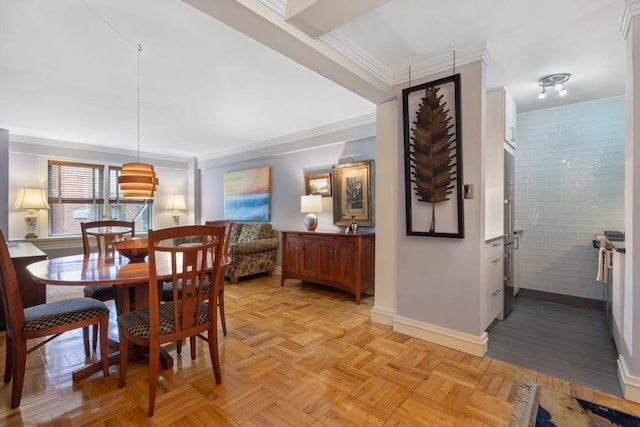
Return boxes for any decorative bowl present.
[113,238,149,261]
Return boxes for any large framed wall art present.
[402,74,464,238]
[223,166,271,221]
[332,160,374,227]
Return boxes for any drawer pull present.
[491,289,501,297]
[492,258,501,263]
[492,242,501,247]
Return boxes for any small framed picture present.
[305,173,332,197]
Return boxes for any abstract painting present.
[223,166,271,221]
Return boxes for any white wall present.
[200,137,376,245]
[375,60,487,340]
[7,138,191,241]
[515,96,625,300]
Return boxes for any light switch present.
[464,184,474,199]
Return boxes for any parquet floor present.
[2,275,640,426]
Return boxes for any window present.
[108,166,152,232]
[48,161,104,236]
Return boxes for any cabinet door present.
[505,90,517,148]
[282,233,300,275]
[299,237,318,277]
[334,238,356,288]
[316,237,336,281]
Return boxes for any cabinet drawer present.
[484,239,504,260]
[482,254,504,329]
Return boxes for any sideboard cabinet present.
[280,230,375,304]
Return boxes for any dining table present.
[26,250,230,382]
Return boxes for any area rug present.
[510,378,640,426]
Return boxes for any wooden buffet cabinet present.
[280,230,375,304]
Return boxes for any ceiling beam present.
[284,0,389,39]
[183,0,393,104]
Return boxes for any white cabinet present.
[488,88,517,149]
[513,239,520,296]
[611,250,624,351]
[481,238,504,330]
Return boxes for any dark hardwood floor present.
[487,295,621,396]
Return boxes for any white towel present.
[596,247,610,283]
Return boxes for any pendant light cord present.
[137,44,141,163]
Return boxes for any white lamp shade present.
[13,188,49,210]
[166,194,187,210]
[301,195,322,213]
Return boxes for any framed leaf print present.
[402,74,464,238]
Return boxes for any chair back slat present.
[147,226,224,338]
[81,220,135,258]
[204,220,234,255]
[0,231,26,334]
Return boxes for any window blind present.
[48,161,104,204]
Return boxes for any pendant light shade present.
[119,162,158,198]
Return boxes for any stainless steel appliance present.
[503,144,515,316]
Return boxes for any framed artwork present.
[332,160,374,227]
[223,166,271,221]
[305,173,331,197]
[402,74,464,238]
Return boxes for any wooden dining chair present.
[117,225,225,417]
[161,220,233,336]
[0,230,110,408]
[81,220,135,349]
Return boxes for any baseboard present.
[617,355,640,403]
[393,315,488,357]
[370,306,394,326]
[517,288,604,311]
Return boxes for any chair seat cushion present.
[83,285,115,301]
[22,298,110,332]
[161,280,210,302]
[118,301,209,339]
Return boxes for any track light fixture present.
[538,73,570,99]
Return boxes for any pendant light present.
[118,44,158,198]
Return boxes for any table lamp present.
[166,194,187,225]
[301,195,322,231]
[13,188,50,239]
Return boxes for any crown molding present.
[9,134,191,167]
[197,112,376,164]
[321,32,491,87]
[619,0,640,39]
[322,30,395,84]
[256,0,286,17]
[389,42,492,86]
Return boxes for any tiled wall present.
[515,96,625,300]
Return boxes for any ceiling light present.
[537,73,571,99]
[538,87,546,99]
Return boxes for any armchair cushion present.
[238,223,273,242]
[231,238,279,255]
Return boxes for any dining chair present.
[81,220,135,349]
[161,220,233,337]
[0,230,110,408]
[117,225,225,417]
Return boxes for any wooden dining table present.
[26,251,230,381]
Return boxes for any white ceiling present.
[0,0,627,159]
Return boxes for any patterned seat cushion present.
[83,285,115,301]
[237,223,272,242]
[22,298,110,332]
[117,301,209,339]
[160,280,211,302]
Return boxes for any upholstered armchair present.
[226,223,278,283]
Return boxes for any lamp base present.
[304,213,318,231]
[24,232,38,239]
[172,214,181,226]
